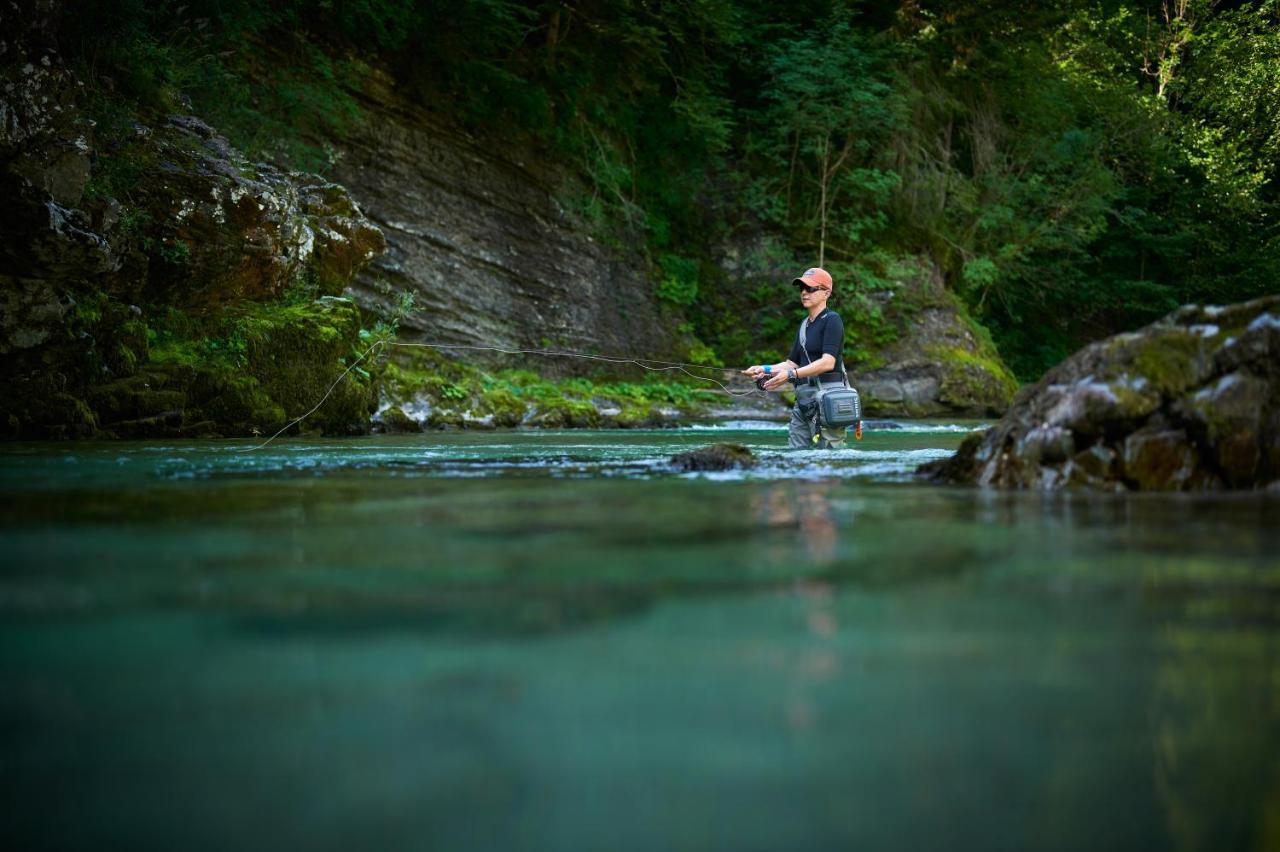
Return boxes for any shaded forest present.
[61,0,1280,380]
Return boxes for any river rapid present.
[2,422,1277,851]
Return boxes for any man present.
[743,267,848,449]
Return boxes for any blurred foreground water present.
[1,423,1277,851]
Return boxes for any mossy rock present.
[842,257,1020,417]
[921,295,1280,490]
[529,398,601,428]
[473,387,528,428]
[0,372,99,438]
[242,297,376,435]
[930,344,1020,414]
[427,409,465,429]
[1109,327,1216,398]
[377,405,422,434]
[197,373,287,430]
[40,393,99,439]
[87,372,187,424]
[1182,372,1268,487]
[671,443,756,472]
[614,404,661,428]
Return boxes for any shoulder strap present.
[797,317,813,366]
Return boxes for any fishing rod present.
[235,338,765,452]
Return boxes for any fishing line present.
[392,342,757,390]
[235,338,764,452]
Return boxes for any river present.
[1,422,1277,851]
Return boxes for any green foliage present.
[357,285,417,360]
[751,15,903,263]
[656,255,700,305]
[384,346,718,427]
[63,0,366,171]
[57,0,1280,386]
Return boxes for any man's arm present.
[743,359,798,379]
[791,354,835,379]
[747,355,834,390]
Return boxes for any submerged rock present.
[670,443,755,472]
[919,295,1280,491]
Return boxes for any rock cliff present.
[331,70,680,368]
[920,295,1280,490]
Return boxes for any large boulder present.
[849,259,1019,417]
[114,115,385,308]
[919,295,1280,490]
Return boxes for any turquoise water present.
[2,423,1278,851]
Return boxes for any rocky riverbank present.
[371,347,781,432]
[920,295,1280,491]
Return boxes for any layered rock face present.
[920,295,1280,490]
[0,2,385,438]
[330,70,680,368]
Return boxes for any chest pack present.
[797,313,862,430]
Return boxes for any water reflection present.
[1152,616,1280,851]
[1,433,1278,851]
[752,481,841,564]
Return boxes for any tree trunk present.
[819,135,829,267]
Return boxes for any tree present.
[756,17,901,265]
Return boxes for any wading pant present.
[788,383,848,450]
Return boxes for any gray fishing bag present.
[816,383,861,428]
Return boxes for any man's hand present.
[762,370,790,391]
[743,365,766,379]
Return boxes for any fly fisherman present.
[744,267,850,449]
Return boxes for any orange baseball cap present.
[792,267,833,291]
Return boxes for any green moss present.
[614,404,658,428]
[58,394,98,436]
[372,343,729,429]
[378,406,422,433]
[379,347,719,428]
[426,409,465,429]
[590,380,712,409]
[474,387,528,428]
[142,295,377,435]
[1125,330,1209,397]
[927,344,1020,412]
[200,374,286,427]
[87,373,187,423]
[530,397,601,428]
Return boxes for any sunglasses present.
[794,283,828,294]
